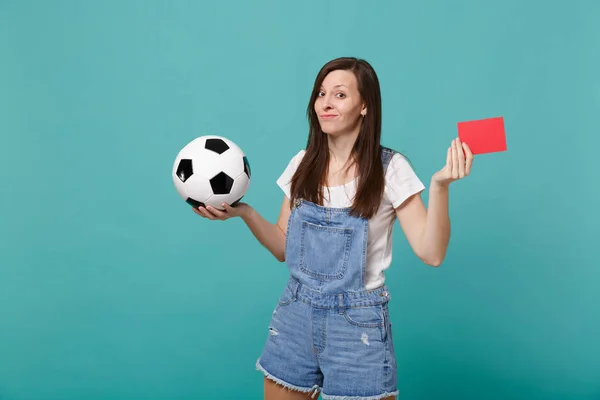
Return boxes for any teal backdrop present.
[1,0,599,399]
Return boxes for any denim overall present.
[257,147,399,400]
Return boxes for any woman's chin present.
[321,128,356,138]
[320,126,342,136]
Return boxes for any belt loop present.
[337,293,345,314]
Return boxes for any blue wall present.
[1,0,598,398]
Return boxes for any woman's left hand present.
[432,137,474,187]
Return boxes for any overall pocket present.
[276,284,295,308]
[299,220,352,280]
[342,304,386,343]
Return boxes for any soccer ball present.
[172,135,251,210]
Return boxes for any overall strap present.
[380,146,397,173]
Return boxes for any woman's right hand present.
[193,202,250,221]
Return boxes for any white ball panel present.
[183,174,213,203]
[191,149,222,180]
[230,173,250,201]
[216,148,245,178]
[202,195,223,210]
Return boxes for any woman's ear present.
[361,105,367,117]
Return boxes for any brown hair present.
[289,57,385,219]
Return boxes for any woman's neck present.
[326,129,360,182]
[327,129,359,166]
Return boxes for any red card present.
[457,116,507,155]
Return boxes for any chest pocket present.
[299,220,353,280]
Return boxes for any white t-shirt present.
[277,150,426,290]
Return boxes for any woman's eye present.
[336,93,346,98]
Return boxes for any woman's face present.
[314,69,365,136]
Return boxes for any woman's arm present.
[239,197,291,262]
[195,196,291,262]
[394,138,473,267]
[395,183,449,266]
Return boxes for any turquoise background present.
[1,0,599,399]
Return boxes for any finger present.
[451,139,459,179]
[206,205,227,220]
[198,206,216,220]
[194,206,207,218]
[456,137,465,178]
[463,142,473,175]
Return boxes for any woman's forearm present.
[419,180,451,266]
[240,205,286,262]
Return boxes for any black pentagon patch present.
[186,198,205,208]
[243,156,251,178]
[205,138,230,154]
[210,172,233,195]
[176,159,193,182]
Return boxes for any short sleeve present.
[276,150,306,199]
[384,153,425,208]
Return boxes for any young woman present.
[194,57,473,400]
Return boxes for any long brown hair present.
[289,57,385,219]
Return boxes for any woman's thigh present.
[264,377,320,400]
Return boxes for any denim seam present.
[293,296,390,308]
[312,308,326,358]
[342,313,383,329]
[360,219,368,287]
[294,297,389,310]
[320,390,400,400]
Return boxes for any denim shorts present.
[256,277,398,400]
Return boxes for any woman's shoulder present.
[291,149,307,162]
[380,146,425,208]
[283,149,306,171]
[380,146,413,172]
[278,149,306,179]
[277,149,306,195]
